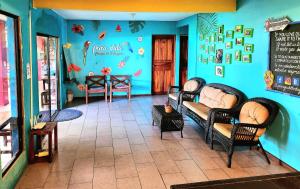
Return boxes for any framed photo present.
[235,50,241,61]
[244,28,254,37]
[242,54,252,63]
[200,44,205,50]
[235,37,244,46]
[225,53,232,64]
[200,33,205,40]
[210,34,216,42]
[226,30,234,39]
[218,25,224,34]
[225,41,233,49]
[215,65,224,77]
[202,57,208,64]
[235,25,244,33]
[205,36,210,43]
[205,46,209,54]
[215,49,223,63]
[209,55,215,63]
[217,35,224,43]
[244,44,254,53]
[209,44,215,53]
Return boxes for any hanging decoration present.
[72,24,84,35]
[138,47,145,56]
[101,67,112,75]
[129,21,146,33]
[264,70,275,89]
[82,41,91,66]
[116,24,122,32]
[134,69,142,77]
[98,31,106,40]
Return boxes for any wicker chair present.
[181,83,246,142]
[210,97,279,168]
[110,75,131,102]
[85,75,108,103]
[167,77,206,110]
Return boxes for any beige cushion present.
[183,80,199,92]
[213,122,260,141]
[183,101,211,120]
[239,101,269,137]
[169,93,179,101]
[199,86,237,109]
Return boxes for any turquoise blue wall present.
[0,0,30,188]
[31,9,67,113]
[66,20,179,97]
[187,0,300,170]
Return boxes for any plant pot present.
[164,105,172,113]
[67,90,74,102]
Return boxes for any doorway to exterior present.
[152,35,175,95]
[179,35,188,88]
[36,34,60,121]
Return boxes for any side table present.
[29,122,58,163]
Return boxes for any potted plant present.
[164,101,172,113]
[67,89,74,102]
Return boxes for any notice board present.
[269,23,300,96]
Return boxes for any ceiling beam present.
[33,0,236,13]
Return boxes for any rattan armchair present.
[167,77,206,110]
[210,97,279,168]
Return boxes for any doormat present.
[38,109,82,122]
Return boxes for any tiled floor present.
[16,96,293,189]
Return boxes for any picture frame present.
[209,44,215,53]
[202,57,208,64]
[244,28,254,37]
[218,25,224,34]
[200,33,205,40]
[235,50,242,61]
[200,44,205,50]
[215,65,224,77]
[210,34,216,42]
[244,44,254,53]
[217,35,224,43]
[205,46,209,54]
[226,30,234,39]
[225,53,232,64]
[209,55,215,63]
[215,49,223,63]
[235,37,244,46]
[225,41,233,49]
[235,25,244,33]
[242,54,252,63]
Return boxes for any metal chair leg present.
[259,140,271,164]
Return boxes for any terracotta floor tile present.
[161,173,187,189]
[68,182,93,189]
[203,168,230,180]
[136,163,166,189]
[94,147,115,167]
[70,158,94,184]
[151,151,180,174]
[115,154,138,178]
[116,177,141,189]
[176,160,208,182]
[44,171,71,189]
[93,166,116,189]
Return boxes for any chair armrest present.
[168,86,180,95]
[210,108,238,125]
[230,123,264,140]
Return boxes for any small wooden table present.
[29,122,58,163]
[152,105,184,139]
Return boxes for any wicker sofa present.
[167,77,206,110]
[181,83,246,142]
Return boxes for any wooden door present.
[179,36,188,89]
[152,35,175,94]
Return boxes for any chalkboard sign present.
[269,23,300,96]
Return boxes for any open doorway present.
[179,35,188,89]
[36,35,60,121]
[152,35,175,95]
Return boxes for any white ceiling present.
[53,10,196,21]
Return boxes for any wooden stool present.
[29,122,58,163]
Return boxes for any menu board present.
[269,23,300,96]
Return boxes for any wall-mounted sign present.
[265,17,291,32]
[92,44,123,56]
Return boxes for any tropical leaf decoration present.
[91,20,100,31]
[197,13,218,37]
[129,21,146,33]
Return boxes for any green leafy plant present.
[129,21,146,33]
[197,13,218,37]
